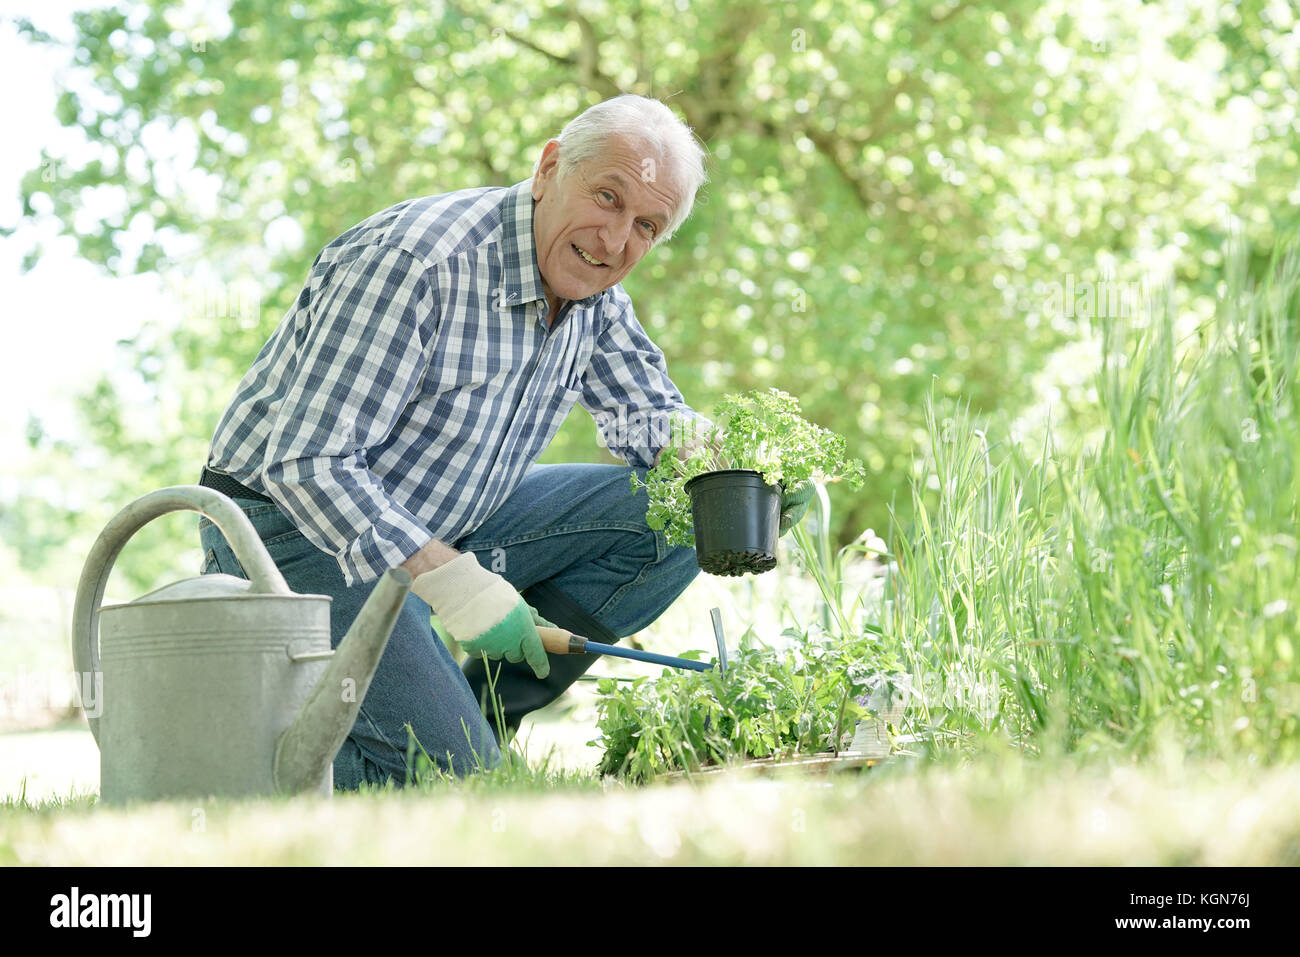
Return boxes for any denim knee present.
[656,541,702,592]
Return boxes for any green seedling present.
[591,626,904,783]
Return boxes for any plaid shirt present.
[206,178,699,586]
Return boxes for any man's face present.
[531,136,680,305]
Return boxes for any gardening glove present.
[778,482,815,536]
[410,553,550,679]
[528,606,557,630]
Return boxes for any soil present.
[697,548,778,576]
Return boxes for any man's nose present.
[597,213,634,259]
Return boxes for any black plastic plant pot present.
[684,469,783,577]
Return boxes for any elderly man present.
[197,94,715,788]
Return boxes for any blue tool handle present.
[581,639,714,672]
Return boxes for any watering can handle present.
[71,485,292,743]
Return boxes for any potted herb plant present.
[633,389,867,576]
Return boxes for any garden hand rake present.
[537,607,729,674]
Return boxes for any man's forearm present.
[400,537,464,577]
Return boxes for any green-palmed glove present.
[528,606,557,630]
[778,482,815,536]
[410,553,550,679]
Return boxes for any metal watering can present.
[71,486,412,804]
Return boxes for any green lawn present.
[3,750,1297,865]
[8,700,1296,866]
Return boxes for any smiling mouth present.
[572,243,609,268]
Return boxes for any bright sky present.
[0,2,175,459]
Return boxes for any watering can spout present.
[273,567,413,795]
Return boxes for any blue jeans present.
[197,463,699,789]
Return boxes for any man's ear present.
[533,140,561,200]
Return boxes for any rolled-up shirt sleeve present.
[579,288,708,469]
[261,243,437,586]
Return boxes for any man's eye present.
[599,190,614,202]
[641,222,655,234]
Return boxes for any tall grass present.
[886,237,1300,763]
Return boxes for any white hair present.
[533,94,709,244]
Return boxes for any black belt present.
[199,467,274,504]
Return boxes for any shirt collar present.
[500,178,607,311]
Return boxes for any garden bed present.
[656,751,884,781]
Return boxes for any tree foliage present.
[11,0,1299,589]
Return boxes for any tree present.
[12,0,1296,589]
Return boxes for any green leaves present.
[592,624,898,783]
[631,388,867,548]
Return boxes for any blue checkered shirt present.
[206,178,700,586]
